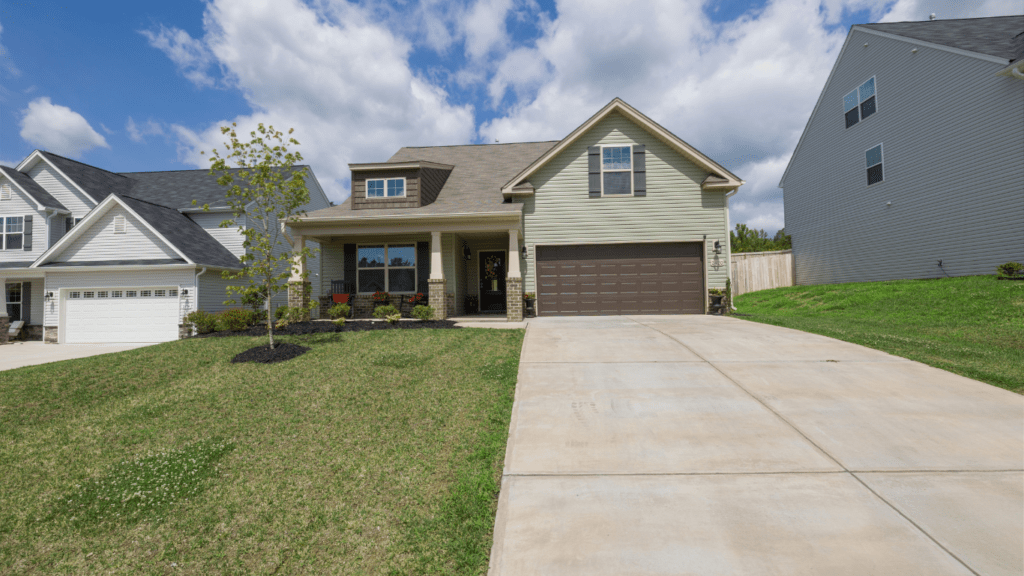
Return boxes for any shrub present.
[217,308,252,332]
[373,304,400,319]
[411,305,435,321]
[385,313,402,325]
[276,306,307,328]
[275,305,290,320]
[523,292,536,300]
[328,303,350,319]
[333,317,346,326]
[996,262,1023,278]
[184,310,218,335]
[708,288,724,296]
[239,286,268,312]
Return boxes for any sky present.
[0,0,1019,234]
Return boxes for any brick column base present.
[44,326,58,344]
[288,281,312,321]
[0,317,8,345]
[428,278,448,319]
[506,276,523,322]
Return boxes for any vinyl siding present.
[55,204,181,263]
[783,29,1024,285]
[27,161,96,218]
[198,271,241,313]
[0,174,49,263]
[523,111,730,292]
[43,269,198,327]
[48,215,65,248]
[187,212,247,257]
[320,241,345,295]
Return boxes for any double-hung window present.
[357,244,416,293]
[2,216,24,250]
[866,144,884,185]
[844,77,877,128]
[366,178,405,198]
[602,146,632,195]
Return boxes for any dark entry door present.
[479,251,507,312]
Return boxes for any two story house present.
[0,151,330,343]
[780,15,1024,285]
[286,98,744,322]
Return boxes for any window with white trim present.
[140,289,152,297]
[97,291,108,298]
[112,291,123,298]
[84,291,95,298]
[866,144,884,185]
[366,178,406,198]
[0,183,11,201]
[125,290,137,297]
[69,291,81,299]
[357,244,416,293]
[154,289,166,297]
[844,77,876,128]
[5,283,21,321]
[169,289,178,297]
[2,216,24,250]
[113,214,127,234]
[601,146,632,195]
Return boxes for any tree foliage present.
[195,123,317,348]
[730,224,792,253]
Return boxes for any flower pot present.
[524,298,536,318]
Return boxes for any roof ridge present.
[40,151,131,179]
[118,164,310,175]
[859,15,1023,26]
[117,193,180,211]
[397,140,560,150]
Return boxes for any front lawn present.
[0,328,524,574]
[734,275,1024,393]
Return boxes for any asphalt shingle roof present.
[40,152,134,203]
[0,165,67,211]
[859,15,1024,62]
[118,166,311,210]
[304,141,557,219]
[118,195,242,269]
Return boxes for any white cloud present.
[463,0,514,62]
[140,24,217,87]
[158,0,475,203]
[879,0,1021,22]
[19,97,109,158]
[126,117,165,143]
[0,22,19,77]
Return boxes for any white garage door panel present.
[64,295,179,343]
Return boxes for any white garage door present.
[63,288,180,343]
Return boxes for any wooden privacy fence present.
[730,249,794,296]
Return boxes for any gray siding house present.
[288,98,744,321]
[781,16,1024,285]
[0,151,330,343]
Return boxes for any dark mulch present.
[198,319,460,339]
[231,343,311,364]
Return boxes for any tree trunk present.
[266,288,275,349]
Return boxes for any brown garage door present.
[536,243,705,316]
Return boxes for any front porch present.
[288,218,526,322]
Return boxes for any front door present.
[479,251,507,312]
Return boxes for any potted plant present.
[523,292,536,317]
[708,288,724,314]
[402,292,426,314]
[372,290,390,305]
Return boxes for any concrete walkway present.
[0,341,155,371]
[489,315,1023,576]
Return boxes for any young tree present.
[194,123,317,349]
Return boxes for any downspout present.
[725,188,740,311]
[194,267,207,320]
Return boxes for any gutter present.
[290,210,523,226]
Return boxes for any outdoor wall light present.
[181,289,189,295]
[463,244,472,261]
[713,240,722,254]
[44,291,54,301]
[521,245,528,259]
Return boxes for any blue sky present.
[0,0,1017,232]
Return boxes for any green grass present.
[734,275,1024,393]
[0,328,524,575]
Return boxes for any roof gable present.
[0,166,68,211]
[859,16,1024,63]
[501,98,743,194]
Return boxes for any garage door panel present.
[64,290,179,343]
[537,243,704,316]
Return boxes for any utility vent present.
[0,183,10,200]
[113,214,127,234]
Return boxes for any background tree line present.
[730,224,792,253]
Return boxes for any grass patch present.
[0,328,523,574]
[734,275,1024,393]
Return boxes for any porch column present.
[0,279,8,345]
[428,231,447,319]
[288,235,311,321]
[506,229,524,322]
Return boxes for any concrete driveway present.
[0,341,155,371]
[489,315,1023,576]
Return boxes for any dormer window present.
[113,214,127,234]
[367,178,406,198]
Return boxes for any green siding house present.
[289,98,744,321]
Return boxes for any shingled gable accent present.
[500,98,744,196]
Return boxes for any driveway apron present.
[489,315,1024,576]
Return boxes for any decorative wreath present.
[483,255,503,279]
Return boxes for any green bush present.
[183,310,218,335]
[996,262,1023,278]
[373,304,400,319]
[274,305,290,320]
[411,305,435,321]
[217,308,252,332]
[328,303,350,319]
[385,313,402,325]
[333,317,346,326]
[276,306,307,328]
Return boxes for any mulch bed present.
[197,319,460,339]
[231,343,311,364]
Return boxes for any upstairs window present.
[844,77,877,128]
[866,144,884,185]
[602,146,632,195]
[2,216,23,250]
[366,178,406,198]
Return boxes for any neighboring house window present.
[0,183,11,201]
[2,216,24,250]
[602,146,632,195]
[5,283,21,321]
[366,178,406,198]
[844,77,877,129]
[113,214,127,234]
[125,290,137,297]
[357,244,416,293]
[866,144,884,185]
